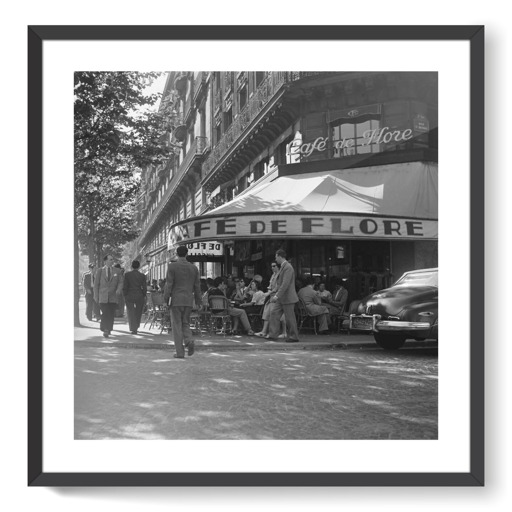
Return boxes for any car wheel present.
[374,333,407,350]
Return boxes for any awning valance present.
[169,161,438,247]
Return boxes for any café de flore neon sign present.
[169,212,437,246]
[295,127,414,158]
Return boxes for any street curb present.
[74,339,437,352]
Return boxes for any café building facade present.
[141,71,437,300]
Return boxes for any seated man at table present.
[209,277,254,335]
[298,277,331,334]
[325,277,349,321]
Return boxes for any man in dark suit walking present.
[163,245,202,359]
[82,263,95,321]
[93,254,123,338]
[268,249,300,342]
[122,260,147,335]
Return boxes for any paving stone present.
[75,344,438,440]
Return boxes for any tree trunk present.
[74,214,81,327]
[88,218,97,266]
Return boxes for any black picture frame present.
[28,25,484,487]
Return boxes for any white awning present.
[169,161,438,245]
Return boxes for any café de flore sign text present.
[296,127,414,158]
[170,213,437,245]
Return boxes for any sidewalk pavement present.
[75,299,436,352]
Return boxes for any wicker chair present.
[144,292,170,333]
[208,295,232,335]
[189,307,203,335]
[244,304,264,332]
[295,298,318,334]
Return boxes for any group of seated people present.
[147,271,349,337]
[147,279,166,293]
[297,277,349,334]
[200,276,262,335]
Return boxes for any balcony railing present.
[202,71,289,179]
[141,136,209,238]
[202,72,330,181]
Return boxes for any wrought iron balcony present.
[139,136,210,242]
[202,71,289,179]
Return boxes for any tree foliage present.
[74,71,169,265]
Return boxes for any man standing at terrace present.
[268,249,300,343]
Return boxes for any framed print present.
[28,25,484,486]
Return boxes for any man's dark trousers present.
[85,292,94,321]
[126,296,144,332]
[99,303,117,333]
[170,306,193,358]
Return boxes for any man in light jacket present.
[268,249,300,342]
[93,254,123,338]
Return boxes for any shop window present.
[311,244,326,280]
[332,119,381,157]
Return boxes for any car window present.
[394,270,438,287]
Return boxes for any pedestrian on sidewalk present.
[268,249,300,343]
[163,245,202,359]
[122,260,147,334]
[82,263,95,321]
[114,263,126,318]
[93,254,123,338]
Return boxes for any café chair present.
[208,295,232,336]
[295,299,318,334]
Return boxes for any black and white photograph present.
[74,70,440,442]
[24,22,492,494]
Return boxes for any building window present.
[224,107,233,131]
[277,136,299,165]
[286,131,302,164]
[239,84,247,110]
[224,72,233,93]
[236,175,248,195]
[195,188,202,215]
[256,72,265,87]
[215,122,222,145]
[331,119,381,157]
[186,197,192,218]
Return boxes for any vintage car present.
[349,268,438,350]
